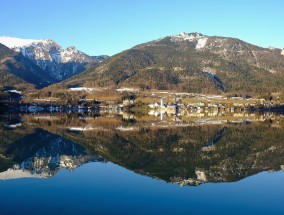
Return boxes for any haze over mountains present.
[1,33,284,95]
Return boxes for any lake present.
[0,111,284,214]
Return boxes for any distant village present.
[2,88,281,115]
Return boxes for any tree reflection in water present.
[0,112,283,186]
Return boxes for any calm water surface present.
[0,112,284,214]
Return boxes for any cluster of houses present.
[147,97,259,115]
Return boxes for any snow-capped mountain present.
[0,43,55,89]
[0,36,105,81]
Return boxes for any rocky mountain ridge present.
[0,36,106,81]
[0,43,55,89]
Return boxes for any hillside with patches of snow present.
[59,32,284,95]
[170,32,208,49]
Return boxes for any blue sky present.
[1,0,283,56]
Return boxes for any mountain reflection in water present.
[0,111,284,186]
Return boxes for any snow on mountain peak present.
[0,36,87,63]
[172,32,203,40]
[196,37,208,49]
[0,36,46,49]
[170,32,208,49]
